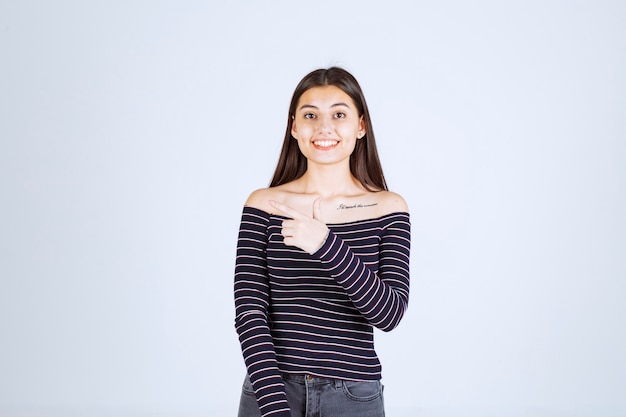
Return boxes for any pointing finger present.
[269,200,308,220]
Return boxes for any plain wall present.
[1,1,624,416]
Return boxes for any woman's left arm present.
[313,213,411,331]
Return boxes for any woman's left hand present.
[270,198,329,254]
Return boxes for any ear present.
[358,116,366,138]
[291,115,298,139]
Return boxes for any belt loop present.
[335,378,342,389]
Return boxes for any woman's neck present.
[296,165,365,198]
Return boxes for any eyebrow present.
[298,102,352,111]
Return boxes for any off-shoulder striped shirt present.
[234,206,411,417]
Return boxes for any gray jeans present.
[237,373,385,417]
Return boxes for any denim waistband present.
[281,372,341,387]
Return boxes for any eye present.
[334,112,346,119]
[304,113,316,119]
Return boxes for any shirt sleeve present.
[234,207,292,417]
[313,213,411,332]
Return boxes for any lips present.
[313,139,339,149]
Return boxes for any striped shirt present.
[234,206,411,417]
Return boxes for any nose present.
[317,114,333,134]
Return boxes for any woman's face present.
[291,85,366,168]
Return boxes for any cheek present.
[338,124,359,138]
[294,122,315,138]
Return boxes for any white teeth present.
[314,140,338,147]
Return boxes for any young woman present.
[234,67,411,417]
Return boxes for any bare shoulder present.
[245,188,274,213]
[373,190,409,216]
[244,187,287,214]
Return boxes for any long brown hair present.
[269,67,388,191]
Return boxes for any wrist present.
[309,228,330,255]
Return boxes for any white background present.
[1,1,624,416]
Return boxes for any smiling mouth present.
[313,139,339,148]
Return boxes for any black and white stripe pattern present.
[234,206,410,416]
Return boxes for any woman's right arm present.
[234,206,292,417]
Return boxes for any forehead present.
[297,85,356,109]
